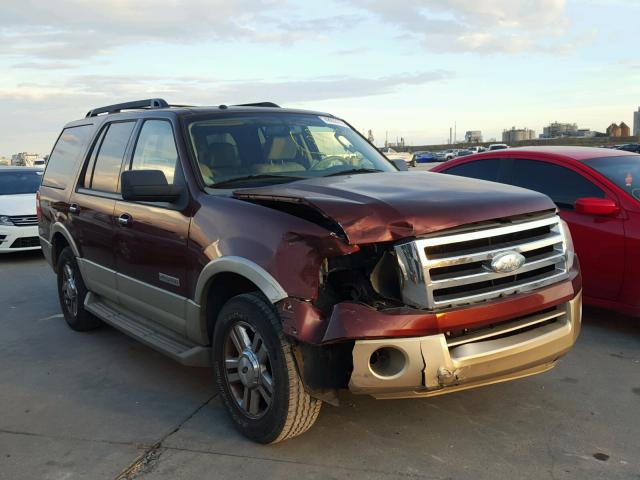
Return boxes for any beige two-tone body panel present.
[349,291,582,399]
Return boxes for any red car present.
[432,146,640,317]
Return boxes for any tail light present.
[36,190,42,220]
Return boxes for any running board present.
[85,292,211,367]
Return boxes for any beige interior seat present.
[206,142,242,177]
[254,136,306,173]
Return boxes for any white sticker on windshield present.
[319,116,348,128]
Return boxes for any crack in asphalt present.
[114,394,217,480]
[0,428,147,449]
[158,445,444,479]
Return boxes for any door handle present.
[117,213,133,227]
[69,203,80,214]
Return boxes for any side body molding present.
[193,256,288,306]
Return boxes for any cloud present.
[348,0,578,54]
[0,0,360,60]
[0,70,452,155]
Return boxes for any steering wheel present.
[311,156,350,170]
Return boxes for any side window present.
[130,120,179,184]
[42,125,94,189]
[511,160,605,210]
[444,159,502,182]
[88,122,135,193]
[82,127,107,189]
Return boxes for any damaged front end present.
[233,190,582,401]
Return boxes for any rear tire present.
[56,247,101,332]
[213,292,321,443]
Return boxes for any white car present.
[488,143,509,151]
[379,147,415,167]
[0,167,43,253]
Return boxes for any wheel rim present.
[223,321,274,419]
[61,263,78,318]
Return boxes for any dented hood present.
[233,171,555,244]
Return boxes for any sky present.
[1,0,639,157]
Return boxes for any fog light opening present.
[369,347,406,378]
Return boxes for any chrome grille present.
[9,215,38,226]
[395,215,569,309]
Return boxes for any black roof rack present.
[233,102,280,108]
[86,98,169,117]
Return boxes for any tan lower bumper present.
[349,291,582,399]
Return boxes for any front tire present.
[213,293,321,443]
[56,247,101,332]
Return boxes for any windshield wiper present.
[324,168,383,177]
[210,174,306,189]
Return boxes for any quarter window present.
[42,125,94,189]
[511,160,604,209]
[87,122,135,193]
[130,120,179,185]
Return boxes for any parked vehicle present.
[379,147,415,167]
[488,143,509,151]
[0,167,43,253]
[39,99,581,443]
[615,143,640,154]
[432,146,640,316]
[435,149,458,161]
[413,151,440,163]
[466,146,486,154]
[455,149,474,157]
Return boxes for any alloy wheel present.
[223,321,274,418]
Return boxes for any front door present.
[112,119,191,335]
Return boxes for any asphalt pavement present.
[1,251,638,480]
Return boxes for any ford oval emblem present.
[487,251,526,274]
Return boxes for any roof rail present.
[86,98,169,117]
[233,102,280,108]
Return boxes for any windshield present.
[0,170,43,195]
[187,113,395,187]
[584,155,640,202]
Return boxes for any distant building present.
[634,107,640,136]
[619,122,630,137]
[367,129,375,143]
[502,127,536,143]
[11,152,39,166]
[0,157,9,166]
[541,122,578,138]
[606,123,621,137]
[465,130,483,143]
[606,122,632,137]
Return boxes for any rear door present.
[113,119,191,335]
[507,159,625,300]
[70,120,137,301]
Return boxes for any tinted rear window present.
[42,125,94,189]
[0,171,43,195]
[444,159,502,182]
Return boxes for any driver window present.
[130,120,179,185]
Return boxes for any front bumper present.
[0,225,40,252]
[349,291,582,399]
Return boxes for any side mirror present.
[121,170,183,203]
[391,159,408,171]
[575,197,619,216]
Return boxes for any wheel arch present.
[193,257,288,342]
[50,223,81,271]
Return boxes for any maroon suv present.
[38,99,582,443]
